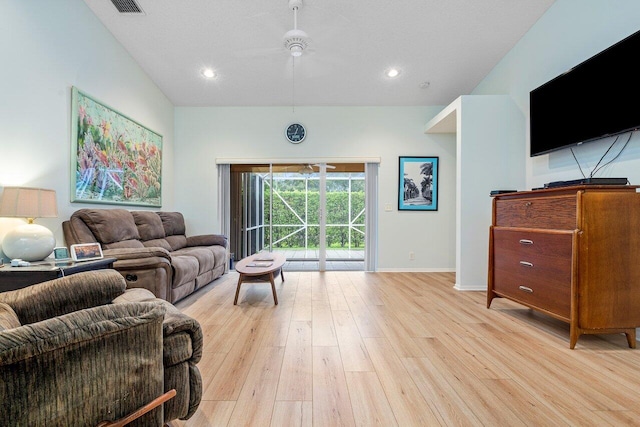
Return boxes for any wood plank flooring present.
[171,271,640,426]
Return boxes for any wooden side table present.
[0,257,117,292]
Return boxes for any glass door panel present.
[231,163,364,271]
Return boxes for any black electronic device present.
[490,190,518,196]
[530,29,640,157]
[543,177,628,188]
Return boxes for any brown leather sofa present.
[63,209,227,303]
[0,269,203,425]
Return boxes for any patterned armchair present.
[0,269,203,426]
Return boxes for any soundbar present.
[544,177,628,188]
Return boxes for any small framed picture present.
[70,243,104,262]
[398,156,439,211]
[53,247,71,261]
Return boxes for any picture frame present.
[70,243,104,262]
[398,156,439,211]
[53,247,71,261]
[71,86,163,207]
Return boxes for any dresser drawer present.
[494,195,577,229]
[492,229,573,319]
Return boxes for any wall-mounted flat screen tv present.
[530,29,640,157]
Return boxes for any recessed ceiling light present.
[386,68,401,78]
[201,68,216,79]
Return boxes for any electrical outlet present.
[409,251,415,260]
[385,203,392,212]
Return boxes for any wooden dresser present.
[487,185,640,348]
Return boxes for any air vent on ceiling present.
[110,0,144,14]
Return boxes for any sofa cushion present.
[102,239,145,250]
[142,238,173,252]
[132,211,166,241]
[75,209,140,244]
[166,235,188,251]
[0,303,20,331]
[171,256,199,288]
[157,212,187,236]
[173,247,214,275]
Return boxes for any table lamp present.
[0,187,58,262]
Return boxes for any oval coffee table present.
[234,252,286,305]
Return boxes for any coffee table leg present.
[280,269,285,282]
[269,273,278,305]
[234,274,244,305]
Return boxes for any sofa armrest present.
[186,234,227,248]
[0,270,126,325]
[0,302,166,426]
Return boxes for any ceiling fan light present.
[299,164,314,175]
[290,45,303,57]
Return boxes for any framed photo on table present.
[398,156,439,211]
[70,243,104,262]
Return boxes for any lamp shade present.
[0,187,58,220]
[1,187,58,261]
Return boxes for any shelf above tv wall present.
[425,103,457,134]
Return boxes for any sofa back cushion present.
[73,209,140,244]
[157,212,187,250]
[132,211,166,241]
[157,212,186,236]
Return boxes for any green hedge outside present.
[265,190,365,249]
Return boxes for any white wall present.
[472,0,640,188]
[0,0,175,261]
[174,106,457,271]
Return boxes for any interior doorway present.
[229,163,365,271]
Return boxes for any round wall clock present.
[285,123,306,144]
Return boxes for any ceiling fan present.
[284,0,310,58]
[298,163,336,175]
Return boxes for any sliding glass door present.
[230,163,365,271]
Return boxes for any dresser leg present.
[569,325,580,349]
[625,329,636,348]
[486,291,497,309]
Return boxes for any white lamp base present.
[2,223,56,262]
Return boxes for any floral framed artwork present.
[398,156,439,211]
[71,87,162,207]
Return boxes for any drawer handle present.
[519,261,534,267]
[125,274,138,282]
[519,239,534,245]
[519,286,534,293]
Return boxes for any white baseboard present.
[375,267,456,273]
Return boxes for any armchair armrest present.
[113,288,203,365]
[0,270,126,325]
[186,234,228,248]
[0,302,166,426]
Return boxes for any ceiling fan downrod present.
[284,0,308,57]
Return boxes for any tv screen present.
[530,29,640,157]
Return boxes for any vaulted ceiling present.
[83,0,555,107]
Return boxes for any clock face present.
[286,123,306,144]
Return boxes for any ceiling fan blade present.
[313,163,336,169]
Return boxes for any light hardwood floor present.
[172,271,640,426]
